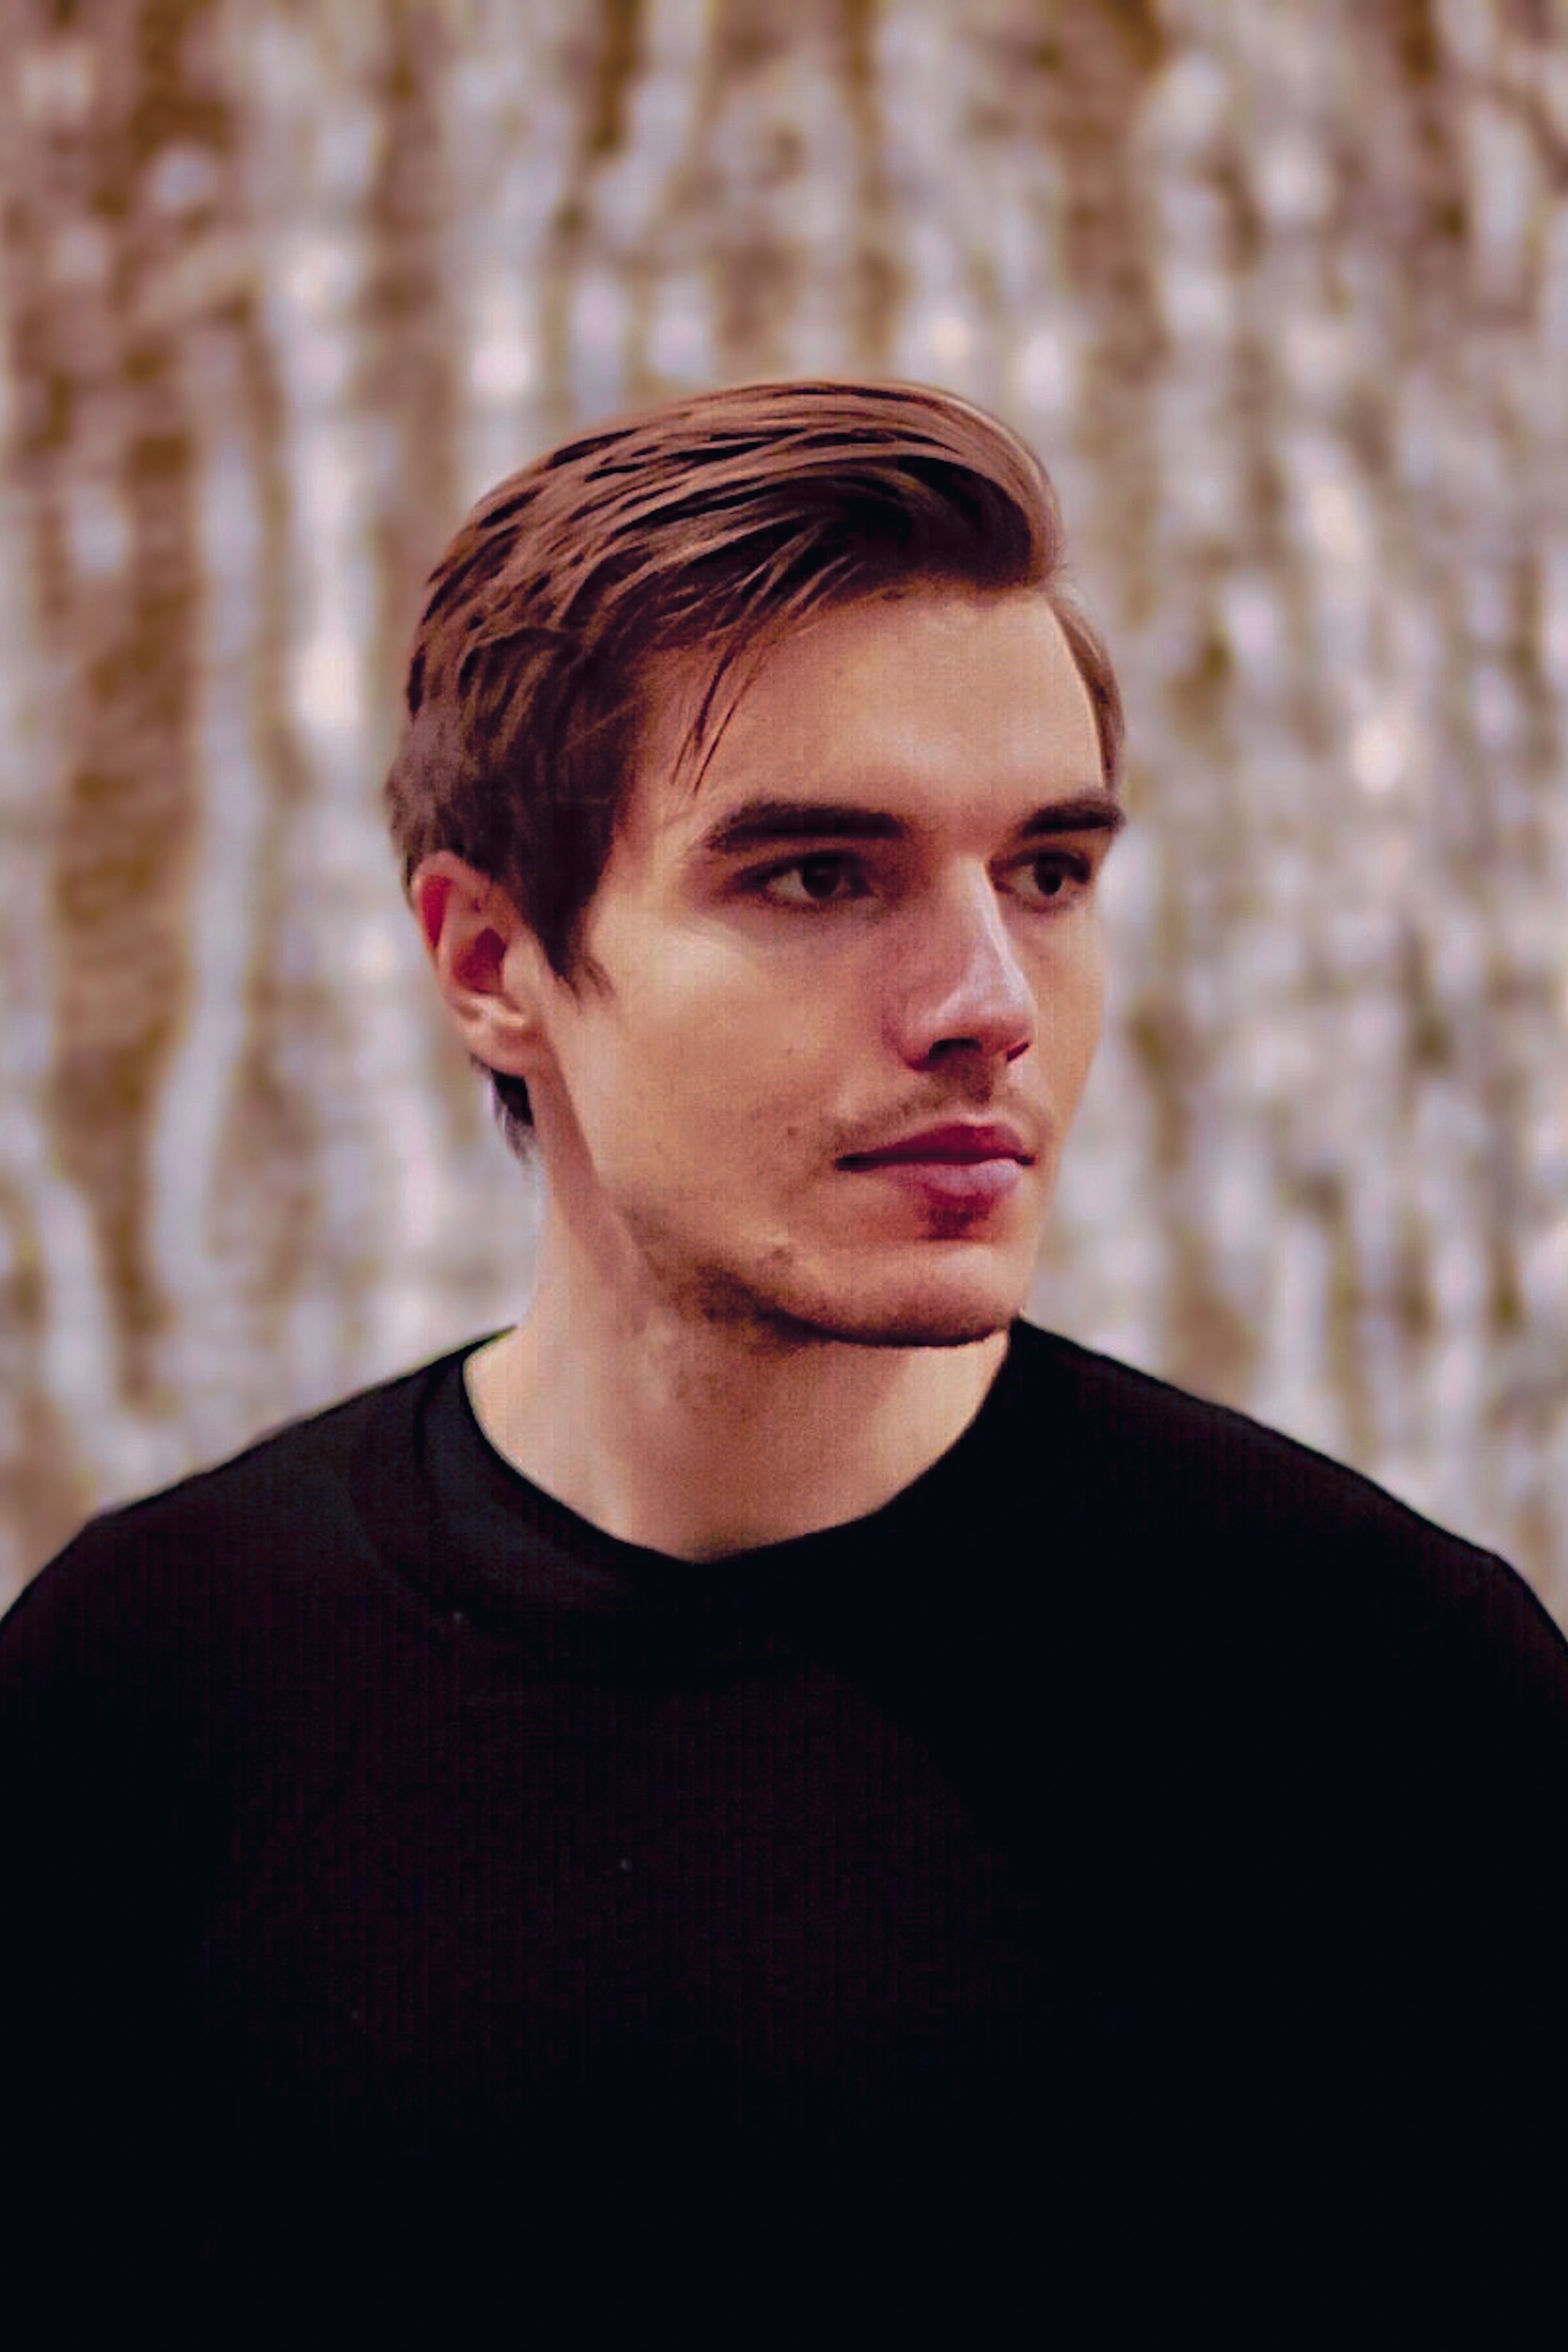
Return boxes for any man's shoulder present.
[1006,1317,1566,1679]
[13,1335,494,1630]
[1011,1311,1489,1552]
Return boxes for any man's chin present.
[814,1310,1012,1352]
[658,1237,1031,1353]
[747,1272,1025,1353]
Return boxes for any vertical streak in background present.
[40,4,211,1398]
[0,37,93,1582]
[2,1,228,1571]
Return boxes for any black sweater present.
[4,1319,1565,2330]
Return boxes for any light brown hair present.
[385,377,1124,1150]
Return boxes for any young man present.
[5,380,1565,2327]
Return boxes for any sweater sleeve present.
[0,1519,219,2300]
[1334,1544,1568,2271]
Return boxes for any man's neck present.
[463,1259,1011,1562]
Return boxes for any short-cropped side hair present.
[385,376,1124,1151]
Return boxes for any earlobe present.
[409,853,548,1079]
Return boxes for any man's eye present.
[754,856,868,906]
[746,851,1092,911]
[1012,853,1092,910]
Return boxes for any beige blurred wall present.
[2,0,1565,1625]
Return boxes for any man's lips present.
[839,1122,1030,1217]
[839,1122,1032,1168]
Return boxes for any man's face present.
[516,587,1122,1349]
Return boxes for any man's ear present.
[409,852,552,1082]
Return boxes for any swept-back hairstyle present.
[384,376,1124,1152]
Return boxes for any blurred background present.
[2,0,1565,1627]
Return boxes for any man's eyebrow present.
[693,790,1128,859]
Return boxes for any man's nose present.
[886,872,1035,1072]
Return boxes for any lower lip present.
[844,1157,1025,1210]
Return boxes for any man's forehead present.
[629,589,1101,845]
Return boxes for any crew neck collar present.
[401,1317,1062,1624]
